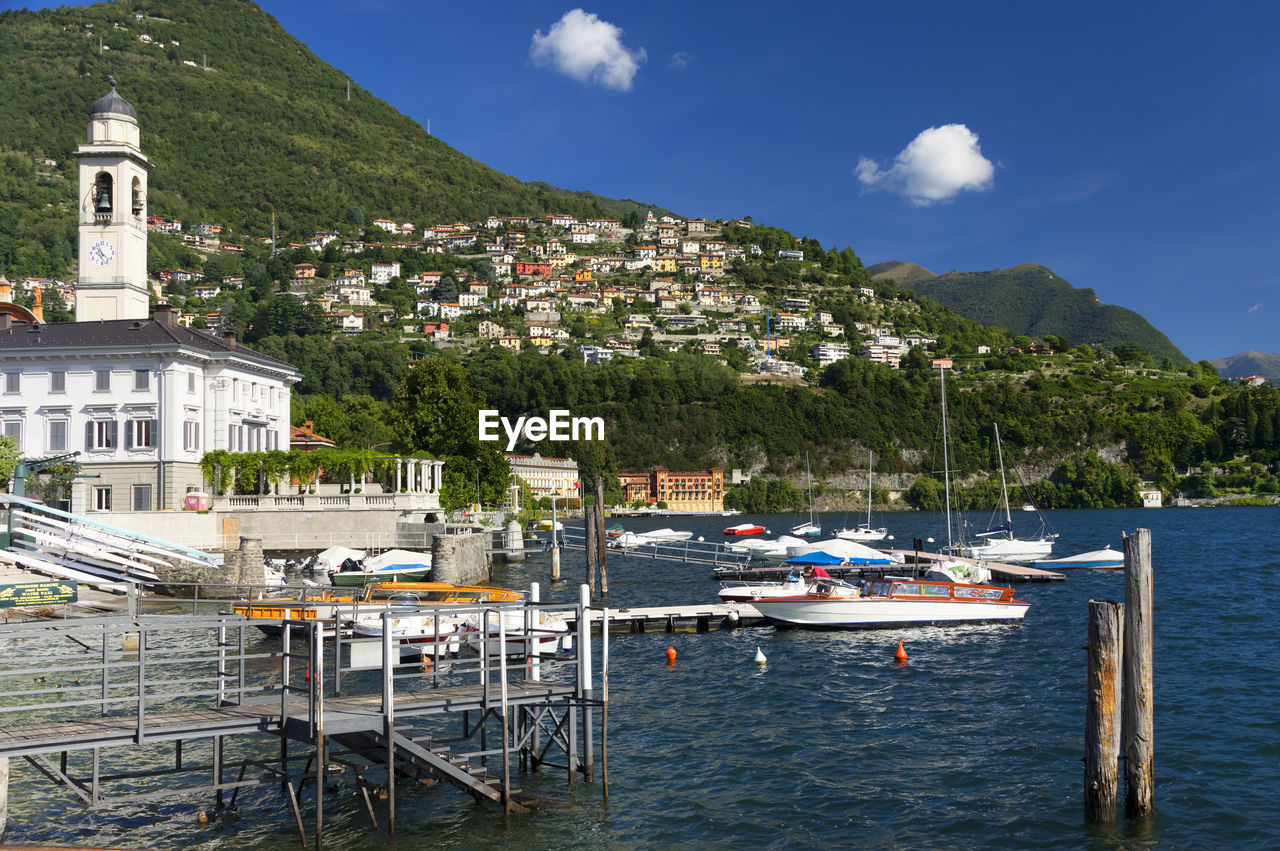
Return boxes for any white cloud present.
[530,9,646,91]
[669,51,691,69]
[856,124,995,205]
[1248,303,1262,313]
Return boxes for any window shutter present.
[151,418,158,449]
[110,420,118,449]
[195,422,200,450]
[125,421,133,449]
[85,421,94,450]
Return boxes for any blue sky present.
[15,1,1280,361]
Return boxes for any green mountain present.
[866,260,936,285]
[0,0,674,278]
[1210,351,1280,383]
[877,262,1187,364]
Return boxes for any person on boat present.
[802,564,831,580]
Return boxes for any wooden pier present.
[569,603,765,634]
[0,588,609,845]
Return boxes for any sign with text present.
[0,580,78,609]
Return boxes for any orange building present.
[617,467,724,512]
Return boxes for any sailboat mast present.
[937,360,953,550]
[806,452,815,524]
[994,422,1011,526]
[866,451,874,526]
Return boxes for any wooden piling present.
[1123,528,1155,818]
[594,477,608,597]
[583,503,597,597]
[1085,599,1124,820]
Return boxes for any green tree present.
[388,357,508,510]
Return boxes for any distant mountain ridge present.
[1210,351,1280,382]
[871,261,1187,364]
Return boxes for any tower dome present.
[89,87,137,121]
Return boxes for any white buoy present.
[697,536,705,542]
[926,537,935,543]
[887,535,895,541]
[754,646,767,665]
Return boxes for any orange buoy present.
[304,663,311,682]
[894,640,908,663]
[665,645,677,663]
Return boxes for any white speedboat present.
[718,569,810,603]
[1034,546,1124,570]
[464,608,570,656]
[610,528,693,548]
[351,606,464,659]
[752,577,1029,629]
[725,534,809,561]
[784,538,899,564]
[924,558,992,585]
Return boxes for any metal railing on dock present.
[0,585,611,843]
[553,527,750,569]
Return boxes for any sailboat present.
[791,453,822,538]
[958,423,1057,563]
[835,451,889,543]
[930,360,991,585]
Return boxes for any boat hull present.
[834,527,887,543]
[753,597,1028,629]
[330,566,433,586]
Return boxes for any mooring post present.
[550,500,561,582]
[579,583,594,781]
[594,477,608,597]
[1123,528,1155,818]
[583,505,597,598]
[1085,599,1124,820]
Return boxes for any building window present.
[134,369,150,391]
[48,419,68,452]
[50,370,66,393]
[188,372,196,394]
[183,420,200,451]
[90,419,118,450]
[94,486,112,511]
[127,419,155,449]
[132,485,151,511]
[3,420,22,450]
[4,373,19,394]
[95,370,111,392]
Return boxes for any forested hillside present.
[0,0,673,279]
[891,263,1186,364]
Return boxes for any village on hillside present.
[10,210,952,381]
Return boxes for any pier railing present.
[553,527,750,568]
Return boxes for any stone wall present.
[431,533,491,585]
[149,536,266,596]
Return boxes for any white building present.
[0,88,301,513]
[505,452,580,498]
[810,342,851,367]
[370,262,401,285]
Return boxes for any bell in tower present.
[94,173,114,221]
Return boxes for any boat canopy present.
[975,522,1012,538]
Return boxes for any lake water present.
[3,507,1279,849]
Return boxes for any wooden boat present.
[350,583,527,657]
[751,577,1029,629]
[233,581,523,636]
[1034,546,1124,570]
[724,523,766,536]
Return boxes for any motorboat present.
[718,569,810,603]
[724,523,766,536]
[835,451,889,543]
[609,528,693,548]
[329,549,434,586]
[724,534,808,561]
[751,576,1030,629]
[350,583,527,658]
[464,607,570,657]
[1034,546,1124,570]
[924,558,992,585]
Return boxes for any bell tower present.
[75,84,151,321]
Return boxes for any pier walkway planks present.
[0,681,578,760]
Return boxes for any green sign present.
[0,580,78,608]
